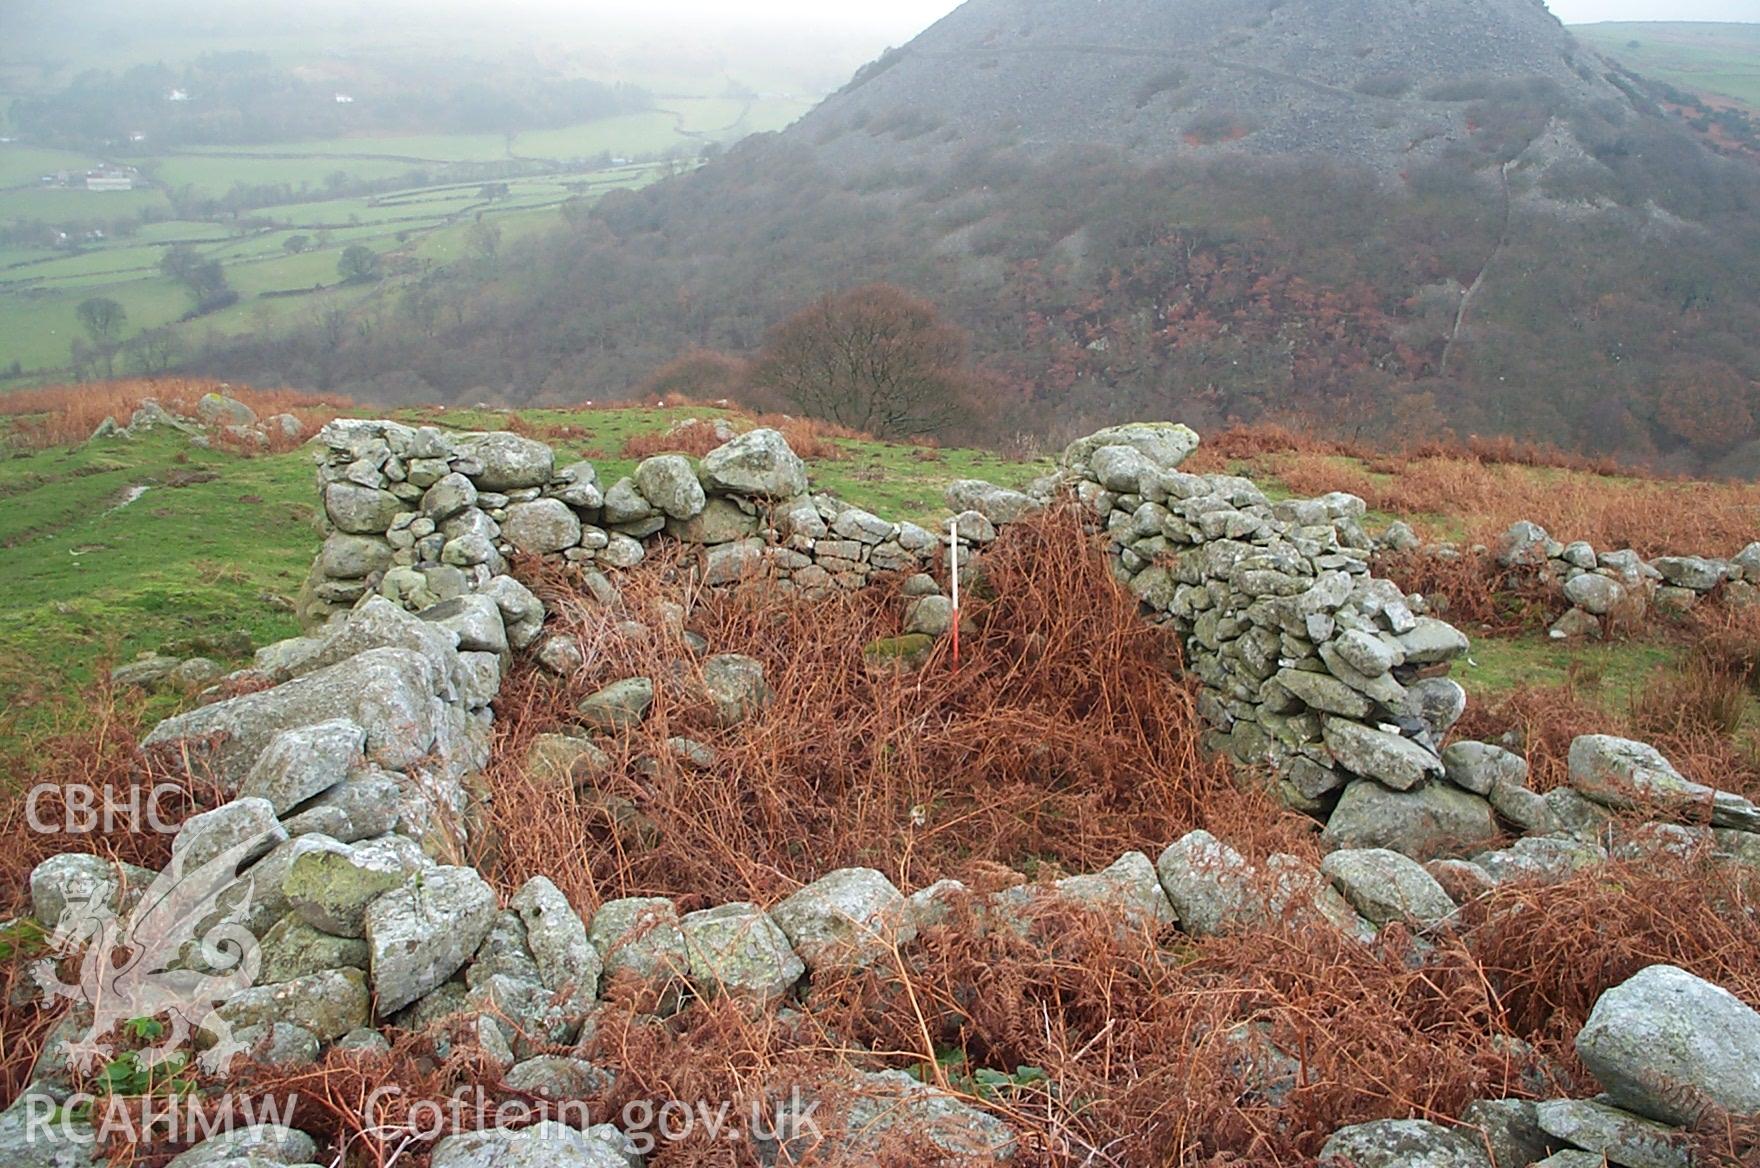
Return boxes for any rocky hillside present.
[805,0,1636,177]
[198,2,1760,475]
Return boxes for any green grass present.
[1574,21,1760,109]
[0,145,100,188]
[0,185,170,223]
[149,154,427,198]
[1455,633,1683,707]
[0,406,1054,713]
[0,161,664,384]
[0,430,316,709]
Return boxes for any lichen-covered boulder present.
[1321,780,1499,861]
[430,1121,638,1168]
[699,429,808,498]
[1319,1119,1492,1168]
[453,432,554,492]
[769,868,916,970]
[1322,719,1443,791]
[578,677,654,734]
[1533,1099,1689,1168]
[208,967,370,1044]
[510,876,601,1017]
[1575,964,1760,1126]
[283,833,429,938]
[1060,422,1200,472]
[239,719,365,814]
[699,654,772,727]
[1320,848,1457,926]
[945,480,1039,525]
[364,866,499,1013]
[325,482,404,534]
[1568,735,1760,831]
[679,902,804,1003]
[165,1123,315,1168]
[501,499,582,555]
[634,454,707,520]
[589,897,689,1004]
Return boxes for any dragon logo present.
[33,834,269,1077]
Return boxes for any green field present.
[1575,21,1760,109]
[0,405,1050,717]
[0,145,100,187]
[0,96,746,386]
[0,160,667,381]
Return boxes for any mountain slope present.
[806,0,1634,175]
[202,2,1760,473]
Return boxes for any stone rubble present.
[14,419,1760,1167]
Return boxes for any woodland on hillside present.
[193,107,1760,474]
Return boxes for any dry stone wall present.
[14,419,1760,1167]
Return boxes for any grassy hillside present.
[1575,21,1760,109]
[9,383,1760,749]
[0,394,1047,721]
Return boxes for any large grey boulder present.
[1319,1119,1492,1167]
[1396,618,1471,665]
[1321,780,1499,862]
[1534,1099,1689,1168]
[453,432,554,491]
[1060,423,1200,471]
[789,1069,1018,1163]
[325,482,404,534]
[239,719,365,814]
[1564,573,1628,616]
[1472,837,1605,885]
[430,1122,637,1168]
[1050,851,1178,931]
[30,853,156,927]
[1575,964,1760,1126]
[165,1124,316,1167]
[1653,555,1728,592]
[283,834,428,938]
[1568,735,1760,831]
[666,496,760,544]
[703,538,767,585]
[1154,831,1254,936]
[679,902,805,1003]
[1322,719,1443,791]
[0,1095,101,1167]
[699,654,773,727]
[1441,742,1529,796]
[578,677,654,734]
[171,798,287,873]
[634,454,707,520]
[699,428,808,498]
[258,914,371,983]
[145,647,451,787]
[208,967,370,1044]
[1089,445,1156,493]
[422,473,479,523]
[510,876,601,1018]
[769,868,916,970]
[1320,848,1457,926]
[589,897,689,1001]
[501,499,582,555]
[364,866,499,1014]
[318,533,394,580]
[945,480,1039,525]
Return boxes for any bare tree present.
[748,284,978,439]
